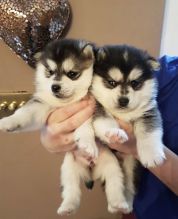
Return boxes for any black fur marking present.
[85,180,94,190]
[110,149,118,153]
[93,101,108,119]
[94,45,156,95]
[133,160,143,193]
[40,39,94,80]
[142,107,162,132]
[101,180,106,191]
[120,83,129,94]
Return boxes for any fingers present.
[109,142,124,151]
[41,130,77,153]
[48,103,95,134]
[47,96,95,125]
[41,96,95,154]
[116,119,133,135]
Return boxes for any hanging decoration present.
[0,0,71,68]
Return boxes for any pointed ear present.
[147,57,160,71]
[34,52,42,61]
[96,47,107,62]
[82,44,94,57]
[79,40,94,58]
[81,44,94,60]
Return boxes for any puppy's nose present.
[118,97,129,107]
[51,84,61,93]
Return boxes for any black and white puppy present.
[0,39,130,215]
[92,45,166,168]
[89,45,166,215]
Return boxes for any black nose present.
[51,84,61,93]
[118,97,129,107]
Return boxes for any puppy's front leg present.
[74,118,98,158]
[0,98,50,132]
[93,113,128,145]
[134,109,166,167]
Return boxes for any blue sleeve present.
[156,55,178,154]
[134,56,178,219]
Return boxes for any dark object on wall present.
[0,0,71,68]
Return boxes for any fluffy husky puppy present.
[0,39,130,215]
[92,45,165,168]
[90,45,166,214]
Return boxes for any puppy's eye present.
[66,71,80,80]
[130,80,142,90]
[49,70,54,75]
[108,80,117,88]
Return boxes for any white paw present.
[105,128,128,144]
[108,201,131,214]
[127,200,133,213]
[57,201,79,216]
[139,148,166,168]
[76,139,99,158]
[0,117,21,132]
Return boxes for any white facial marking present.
[128,68,143,81]
[62,58,75,72]
[46,59,57,71]
[108,68,123,81]
[92,74,157,122]
[35,61,93,107]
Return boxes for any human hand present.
[40,96,95,153]
[109,119,138,158]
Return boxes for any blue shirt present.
[134,56,178,219]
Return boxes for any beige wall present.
[0,1,165,219]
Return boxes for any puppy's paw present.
[76,139,99,159]
[0,117,21,132]
[139,148,166,168]
[105,128,128,144]
[57,201,79,216]
[108,201,131,214]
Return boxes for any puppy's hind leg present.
[93,148,130,214]
[122,155,137,213]
[57,152,90,216]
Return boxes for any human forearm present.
[109,119,178,195]
[147,146,178,195]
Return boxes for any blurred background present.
[0,0,167,218]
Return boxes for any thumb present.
[116,118,133,133]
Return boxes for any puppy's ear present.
[147,56,160,71]
[83,44,94,58]
[79,41,94,59]
[34,52,42,61]
[96,47,107,62]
